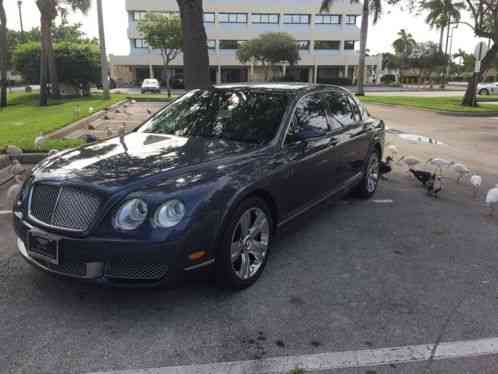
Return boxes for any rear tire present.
[479,88,490,96]
[353,150,380,199]
[216,197,273,290]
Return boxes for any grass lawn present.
[360,95,498,113]
[0,92,126,152]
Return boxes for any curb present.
[47,99,128,139]
[364,102,498,117]
[16,153,48,164]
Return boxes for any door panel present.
[279,94,339,215]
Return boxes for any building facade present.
[110,0,382,86]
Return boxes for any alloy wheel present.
[230,207,270,280]
[367,154,380,193]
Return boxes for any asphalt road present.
[1,105,498,374]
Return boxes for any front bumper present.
[14,212,216,286]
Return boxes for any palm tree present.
[321,0,382,96]
[37,0,90,106]
[96,0,110,99]
[393,29,417,84]
[176,0,210,89]
[0,0,7,107]
[421,0,464,53]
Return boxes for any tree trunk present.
[177,0,210,89]
[97,0,110,99]
[47,30,60,98]
[39,14,50,106]
[0,0,7,108]
[357,0,369,96]
[462,43,498,107]
[439,26,445,52]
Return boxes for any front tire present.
[216,197,273,290]
[353,151,380,199]
[479,88,490,95]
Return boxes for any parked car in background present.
[170,74,185,89]
[141,78,161,94]
[478,81,498,95]
[13,83,385,289]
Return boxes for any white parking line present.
[372,199,394,204]
[87,337,498,374]
[0,210,11,215]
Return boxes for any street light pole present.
[17,1,24,38]
[96,0,110,99]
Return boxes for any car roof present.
[213,82,352,96]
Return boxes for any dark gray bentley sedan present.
[13,84,384,288]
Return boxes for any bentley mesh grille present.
[30,184,101,231]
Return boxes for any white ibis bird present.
[426,158,455,176]
[427,175,444,198]
[118,123,127,137]
[469,175,482,198]
[379,156,394,180]
[131,99,137,104]
[486,185,498,216]
[399,155,421,169]
[6,175,25,207]
[452,163,471,183]
[34,133,47,148]
[9,160,25,176]
[386,144,399,159]
[89,106,94,114]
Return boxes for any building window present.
[345,15,357,24]
[133,11,147,21]
[204,12,215,23]
[283,14,310,24]
[219,40,245,49]
[296,40,310,50]
[207,39,217,49]
[218,13,248,24]
[251,13,280,24]
[134,39,150,49]
[315,14,341,24]
[314,40,340,50]
[344,40,356,50]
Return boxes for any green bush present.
[13,41,101,86]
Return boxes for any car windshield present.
[144,79,157,85]
[139,89,291,144]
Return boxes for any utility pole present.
[96,0,110,99]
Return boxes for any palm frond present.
[370,0,382,23]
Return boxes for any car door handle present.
[329,137,339,146]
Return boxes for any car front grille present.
[104,258,168,280]
[29,184,101,232]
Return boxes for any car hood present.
[33,133,259,189]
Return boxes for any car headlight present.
[114,199,148,231]
[153,199,186,228]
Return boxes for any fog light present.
[189,251,207,261]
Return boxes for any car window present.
[139,89,291,145]
[347,96,362,122]
[324,92,358,126]
[285,94,329,143]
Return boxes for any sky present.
[3,0,484,57]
